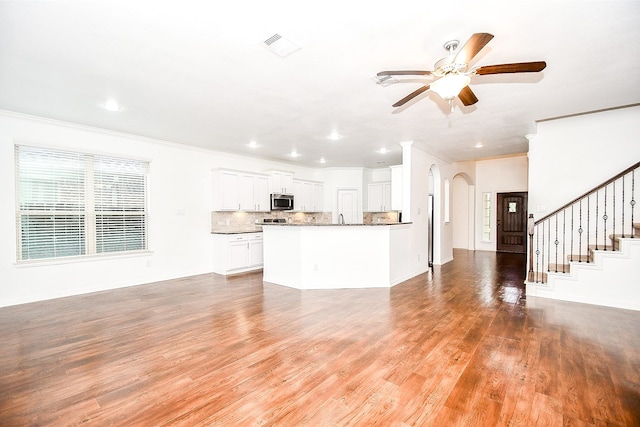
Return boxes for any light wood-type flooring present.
[1,250,639,426]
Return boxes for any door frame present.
[496,191,528,253]
[336,188,360,224]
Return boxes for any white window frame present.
[15,145,150,263]
[482,192,492,242]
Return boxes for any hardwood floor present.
[1,250,639,426]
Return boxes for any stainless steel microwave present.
[270,193,294,211]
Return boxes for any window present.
[15,145,149,262]
[482,192,492,242]
[444,179,450,223]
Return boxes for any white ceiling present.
[1,1,639,169]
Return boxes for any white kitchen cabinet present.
[212,169,269,212]
[367,182,392,212]
[212,232,263,275]
[212,170,240,210]
[240,174,270,211]
[293,179,324,212]
[253,175,270,212]
[268,170,294,194]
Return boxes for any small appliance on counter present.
[262,218,287,223]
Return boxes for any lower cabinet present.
[212,232,263,275]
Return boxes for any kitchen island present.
[262,223,420,289]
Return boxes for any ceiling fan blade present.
[453,33,494,65]
[475,61,547,75]
[392,84,431,107]
[458,86,478,106]
[377,70,432,76]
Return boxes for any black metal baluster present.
[622,175,626,238]
[632,169,636,238]
[595,190,599,250]
[586,195,590,263]
[570,205,574,261]
[613,180,616,245]
[535,223,540,282]
[562,209,566,272]
[554,215,559,272]
[578,199,583,262]
[543,221,546,274]
[603,185,608,250]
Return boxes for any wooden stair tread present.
[527,271,547,283]
[609,233,639,240]
[548,263,570,273]
[589,244,613,252]
[567,254,592,263]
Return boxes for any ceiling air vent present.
[263,33,301,58]
[371,74,398,87]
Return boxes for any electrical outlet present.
[314,264,319,271]
[417,254,420,261]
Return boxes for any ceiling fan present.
[377,33,546,109]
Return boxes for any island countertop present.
[262,222,422,290]
[260,222,411,227]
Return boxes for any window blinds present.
[15,145,149,261]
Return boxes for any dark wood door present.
[497,192,528,253]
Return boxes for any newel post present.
[527,213,535,282]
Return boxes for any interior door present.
[496,192,528,253]
[337,189,359,224]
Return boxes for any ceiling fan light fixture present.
[430,74,471,100]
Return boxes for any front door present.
[497,192,528,253]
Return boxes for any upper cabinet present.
[293,179,324,212]
[268,170,294,195]
[367,181,392,212]
[212,169,270,211]
[239,173,270,211]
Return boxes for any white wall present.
[452,175,470,249]
[0,111,321,307]
[529,105,640,218]
[317,167,365,223]
[472,155,529,251]
[402,143,454,266]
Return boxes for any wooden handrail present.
[534,161,640,225]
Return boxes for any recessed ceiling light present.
[289,150,300,158]
[378,147,388,154]
[247,141,260,148]
[475,142,484,148]
[103,99,122,112]
[327,132,342,141]
[319,157,326,164]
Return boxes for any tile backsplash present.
[211,211,332,232]
[363,211,400,224]
[211,211,399,232]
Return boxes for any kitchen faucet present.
[338,213,345,224]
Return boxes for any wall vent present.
[263,33,301,58]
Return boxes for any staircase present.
[526,161,640,311]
